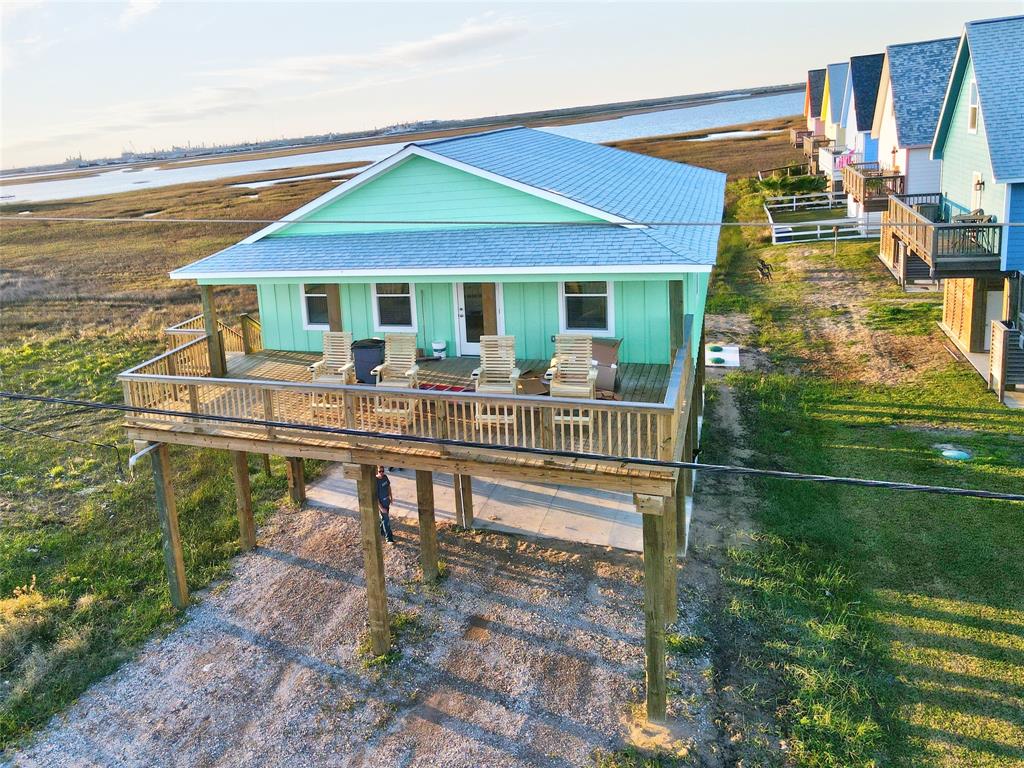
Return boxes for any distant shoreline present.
[1,83,801,183]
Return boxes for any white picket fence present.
[763,191,879,244]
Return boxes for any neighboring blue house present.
[929,15,1024,403]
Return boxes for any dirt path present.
[6,463,765,767]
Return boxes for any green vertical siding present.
[275,155,601,236]
[614,281,670,364]
[254,274,709,365]
[940,59,1006,219]
[415,283,456,355]
[502,282,560,359]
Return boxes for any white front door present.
[455,283,502,356]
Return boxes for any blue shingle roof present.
[965,15,1024,181]
[170,226,710,277]
[825,62,849,119]
[172,127,726,278]
[807,69,826,116]
[887,37,959,147]
[849,53,884,132]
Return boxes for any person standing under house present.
[375,466,396,544]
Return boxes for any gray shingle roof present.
[807,69,826,116]
[887,37,959,147]
[170,226,711,277]
[826,62,849,119]
[849,53,884,132]
[966,15,1024,181]
[171,128,726,278]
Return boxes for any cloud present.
[118,0,160,28]
[206,14,531,85]
[2,33,57,71]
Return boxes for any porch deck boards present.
[225,350,671,403]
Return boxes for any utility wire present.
[2,391,1022,504]
[2,215,1023,228]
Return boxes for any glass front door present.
[456,283,499,355]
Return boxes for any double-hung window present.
[372,282,417,332]
[301,284,330,330]
[967,81,979,134]
[559,281,614,336]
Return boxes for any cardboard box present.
[591,337,621,392]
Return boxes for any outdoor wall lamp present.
[974,177,985,192]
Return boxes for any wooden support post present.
[356,464,390,655]
[637,494,667,722]
[326,284,343,332]
[260,453,272,476]
[453,474,473,529]
[286,457,305,505]
[415,470,440,583]
[663,493,678,623]
[231,450,256,551]
[199,284,227,377]
[668,280,686,355]
[151,443,189,610]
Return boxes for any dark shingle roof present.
[849,53,884,131]
[887,37,959,147]
[807,69,826,116]
[965,15,1024,180]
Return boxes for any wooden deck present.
[226,350,672,403]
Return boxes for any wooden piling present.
[260,453,272,476]
[637,494,667,722]
[151,443,188,610]
[286,457,305,504]
[231,450,256,551]
[199,284,227,377]
[415,470,440,583]
[356,464,390,655]
[663,493,678,623]
[453,474,473,529]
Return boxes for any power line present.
[3,215,1023,228]
[2,391,1022,504]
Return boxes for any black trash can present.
[352,338,386,384]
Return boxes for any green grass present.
[705,182,1024,767]
[0,334,312,748]
[863,301,943,336]
[770,207,849,225]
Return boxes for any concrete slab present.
[306,465,644,552]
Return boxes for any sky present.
[1,1,1019,169]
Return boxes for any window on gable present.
[561,281,614,336]
[968,80,979,134]
[373,283,416,331]
[302,284,330,330]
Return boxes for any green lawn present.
[703,185,1024,767]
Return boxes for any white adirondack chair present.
[309,331,356,384]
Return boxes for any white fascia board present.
[168,263,713,281]
[239,145,634,245]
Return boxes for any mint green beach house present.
[169,127,725,393]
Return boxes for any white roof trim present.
[169,263,713,280]
[240,144,634,244]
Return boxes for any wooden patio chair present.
[545,334,598,427]
[309,331,355,384]
[370,332,420,425]
[371,333,419,389]
[471,335,520,427]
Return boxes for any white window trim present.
[557,281,615,338]
[300,283,330,331]
[967,80,979,135]
[371,282,418,333]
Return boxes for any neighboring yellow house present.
[820,61,850,148]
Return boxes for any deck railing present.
[802,134,830,158]
[885,195,1003,274]
[989,320,1024,404]
[842,163,905,212]
[164,313,251,354]
[790,128,813,147]
[118,331,693,463]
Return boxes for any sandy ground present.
[5,462,746,767]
